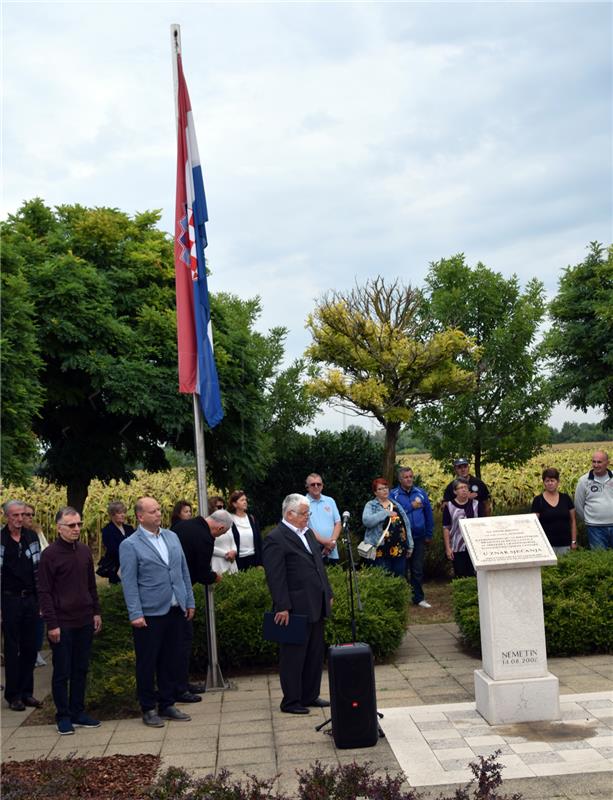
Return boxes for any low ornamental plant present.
[143,752,521,800]
[452,549,613,656]
[1,752,521,800]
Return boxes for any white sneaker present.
[418,600,432,609]
[35,653,47,667]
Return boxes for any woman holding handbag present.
[361,478,413,576]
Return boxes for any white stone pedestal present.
[474,669,559,724]
[459,514,560,726]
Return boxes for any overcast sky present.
[2,1,611,431]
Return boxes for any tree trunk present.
[66,477,90,515]
[383,421,401,485]
[474,442,482,479]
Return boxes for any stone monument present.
[460,513,560,725]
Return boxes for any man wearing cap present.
[442,459,491,515]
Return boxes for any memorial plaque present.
[460,513,556,570]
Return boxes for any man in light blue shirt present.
[305,474,341,564]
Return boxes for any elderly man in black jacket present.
[172,508,234,700]
[1,500,43,711]
[263,493,333,715]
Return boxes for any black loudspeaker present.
[328,642,378,748]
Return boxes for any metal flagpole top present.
[171,24,182,55]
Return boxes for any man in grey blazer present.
[120,496,196,727]
[263,493,333,715]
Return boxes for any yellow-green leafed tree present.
[305,277,478,483]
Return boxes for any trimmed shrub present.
[452,578,481,650]
[324,565,409,658]
[191,568,278,669]
[453,549,613,655]
[87,584,136,713]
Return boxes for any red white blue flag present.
[174,54,223,428]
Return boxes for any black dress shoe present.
[159,704,191,721]
[23,695,43,708]
[306,697,330,708]
[9,700,26,711]
[175,691,202,703]
[281,704,310,715]
[188,681,207,694]
[142,709,165,728]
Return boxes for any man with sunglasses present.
[1,500,43,711]
[38,507,102,735]
[305,473,341,565]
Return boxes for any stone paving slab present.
[2,624,613,800]
[380,692,613,787]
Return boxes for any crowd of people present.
[1,450,611,729]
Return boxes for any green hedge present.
[452,549,613,656]
[87,565,409,713]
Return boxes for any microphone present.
[342,510,350,528]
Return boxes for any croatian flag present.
[174,54,223,428]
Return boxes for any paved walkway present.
[2,623,612,798]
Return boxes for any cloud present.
[2,2,611,430]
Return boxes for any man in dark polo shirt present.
[0,500,43,711]
[442,458,491,515]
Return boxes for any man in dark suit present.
[263,493,333,715]
[172,508,234,700]
[120,496,195,728]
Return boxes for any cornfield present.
[400,444,611,509]
[1,444,609,554]
[0,468,201,555]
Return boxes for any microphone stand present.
[342,514,362,643]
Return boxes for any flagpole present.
[171,23,227,692]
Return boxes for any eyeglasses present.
[291,509,310,518]
[60,522,83,529]
[215,504,224,509]
[23,512,34,517]
[308,482,322,488]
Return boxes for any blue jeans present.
[51,624,94,722]
[587,525,613,550]
[408,538,426,604]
